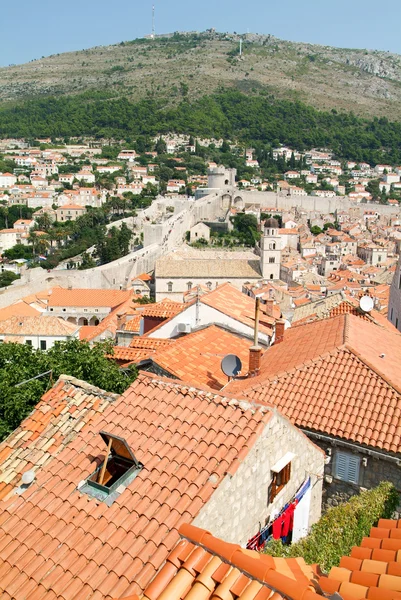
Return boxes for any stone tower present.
[260,217,281,280]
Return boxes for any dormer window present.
[81,431,142,502]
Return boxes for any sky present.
[1,0,401,67]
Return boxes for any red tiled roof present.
[0,376,118,500]
[109,339,175,365]
[140,299,186,320]
[124,524,320,600]
[47,288,133,308]
[0,373,271,600]
[227,315,401,453]
[117,520,401,600]
[319,518,401,599]
[200,284,274,336]
[148,325,259,390]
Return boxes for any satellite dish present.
[221,354,242,378]
[21,470,35,485]
[360,296,374,313]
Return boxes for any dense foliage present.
[0,340,137,441]
[264,482,399,572]
[1,90,401,163]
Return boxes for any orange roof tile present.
[0,373,272,599]
[140,299,186,320]
[47,288,133,308]
[200,284,274,336]
[0,301,40,321]
[0,376,118,499]
[148,325,259,390]
[0,315,79,337]
[109,339,175,365]
[228,315,401,453]
[123,524,321,600]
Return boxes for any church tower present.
[260,218,281,280]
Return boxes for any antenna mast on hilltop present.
[151,4,155,39]
[239,38,243,57]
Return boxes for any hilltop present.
[1,31,401,120]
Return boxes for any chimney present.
[248,298,262,377]
[274,319,286,344]
[265,298,274,317]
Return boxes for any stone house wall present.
[311,437,401,510]
[193,409,324,546]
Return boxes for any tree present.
[0,271,20,288]
[155,137,167,155]
[79,252,96,270]
[0,339,137,441]
[310,225,323,235]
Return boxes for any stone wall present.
[311,437,401,510]
[193,409,324,546]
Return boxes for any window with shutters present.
[270,463,291,502]
[334,451,360,484]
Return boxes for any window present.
[270,462,292,502]
[269,257,275,263]
[26,340,32,346]
[167,282,173,292]
[40,340,47,351]
[85,431,143,499]
[187,282,193,291]
[270,274,274,280]
[206,281,212,290]
[378,256,382,263]
[334,451,360,484]
[391,307,394,321]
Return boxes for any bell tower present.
[260,218,281,280]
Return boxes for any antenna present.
[359,295,374,313]
[151,4,155,39]
[221,354,242,379]
[239,38,243,57]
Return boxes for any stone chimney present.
[248,297,262,377]
[274,319,286,344]
[265,298,274,318]
[248,346,262,377]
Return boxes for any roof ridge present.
[55,374,119,400]
[136,372,274,415]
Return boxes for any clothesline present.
[246,477,311,550]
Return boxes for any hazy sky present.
[1,0,400,67]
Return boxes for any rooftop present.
[0,372,271,600]
[228,314,401,454]
[155,259,262,279]
[0,315,78,337]
[47,288,133,309]
[148,325,259,389]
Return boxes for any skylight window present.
[81,431,142,503]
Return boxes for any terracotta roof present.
[149,325,259,389]
[0,373,271,600]
[319,518,401,599]
[47,288,133,308]
[109,339,175,365]
[126,524,320,600]
[0,375,118,500]
[0,301,41,321]
[0,315,78,337]
[200,284,274,336]
[227,315,401,454]
[124,315,142,333]
[135,273,152,282]
[140,299,186,320]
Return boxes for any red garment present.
[272,514,284,539]
[282,501,297,537]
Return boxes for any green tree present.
[0,339,137,441]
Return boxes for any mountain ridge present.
[1,31,401,120]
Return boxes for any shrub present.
[264,482,399,572]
